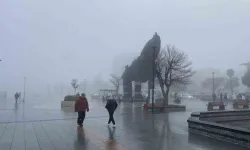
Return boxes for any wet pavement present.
[0,97,249,150]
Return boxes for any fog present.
[0,0,250,96]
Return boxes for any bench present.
[207,101,225,111]
[233,100,249,109]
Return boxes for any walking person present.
[14,92,19,103]
[242,94,246,100]
[224,93,228,101]
[232,93,237,100]
[105,93,118,127]
[75,93,89,127]
[220,92,223,101]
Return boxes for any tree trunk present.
[74,89,76,95]
[165,87,170,106]
[230,78,233,95]
[157,80,169,106]
[156,71,167,105]
[162,92,168,106]
[159,84,167,105]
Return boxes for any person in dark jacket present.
[75,93,89,127]
[224,93,228,101]
[220,92,223,101]
[14,92,19,102]
[105,93,118,127]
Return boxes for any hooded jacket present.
[105,98,118,112]
[75,96,89,112]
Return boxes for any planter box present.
[61,101,75,108]
[143,104,186,112]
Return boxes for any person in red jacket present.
[75,93,89,126]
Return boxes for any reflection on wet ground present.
[0,97,248,150]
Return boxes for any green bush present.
[64,95,77,101]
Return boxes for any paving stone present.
[25,123,40,150]
[0,123,15,150]
[0,98,249,149]
[33,122,55,150]
[11,123,25,150]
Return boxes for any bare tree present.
[71,79,79,95]
[224,76,239,91]
[109,74,121,96]
[156,45,195,106]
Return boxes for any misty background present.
[0,0,250,98]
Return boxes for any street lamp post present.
[212,72,215,101]
[23,77,26,102]
[152,46,157,113]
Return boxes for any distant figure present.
[246,95,249,101]
[105,93,118,127]
[220,93,223,101]
[75,93,89,127]
[14,92,19,102]
[232,93,237,100]
[238,93,242,100]
[242,94,246,100]
[224,93,228,101]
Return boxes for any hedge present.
[64,95,77,101]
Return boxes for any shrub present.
[64,95,77,101]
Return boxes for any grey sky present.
[0,0,250,92]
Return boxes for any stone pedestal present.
[134,81,143,100]
[123,82,132,100]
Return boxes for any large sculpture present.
[122,32,161,100]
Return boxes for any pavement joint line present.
[0,109,154,124]
[40,122,57,150]
[9,123,17,150]
[0,123,8,141]
[32,122,42,150]
[0,107,169,126]
[0,116,110,124]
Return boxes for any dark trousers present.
[108,111,115,125]
[77,111,86,125]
